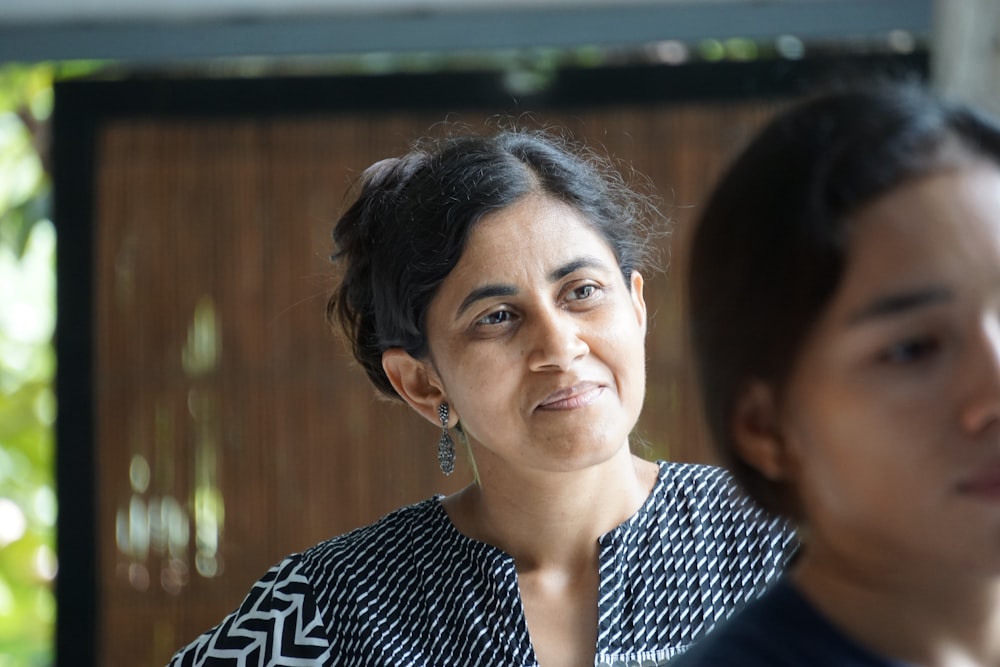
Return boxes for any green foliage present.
[0,63,57,667]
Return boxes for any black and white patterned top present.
[168,462,795,667]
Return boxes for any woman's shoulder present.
[655,461,782,517]
[657,460,733,490]
[655,460,758,509]
[298,495,447,573]
[166,497,451,666]
[651,460,797,562]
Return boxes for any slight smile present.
[957,464,1000,501]
[536,383,605,411]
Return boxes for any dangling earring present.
[437,403,456,476]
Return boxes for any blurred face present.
[776,165,1000,579]
[423,194,647,474]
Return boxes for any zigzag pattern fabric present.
[168,462,795,667]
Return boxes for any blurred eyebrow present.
[847,286,952,324]
[455,256,612,318]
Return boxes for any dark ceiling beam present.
[0,0,931,64]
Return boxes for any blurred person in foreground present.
[673,82,1000,667]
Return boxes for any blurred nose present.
[527,306,589,371]
[960,315,1000,435]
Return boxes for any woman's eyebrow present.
[548,256,610,282]
[847,286,952,324]
[456,284,517,319]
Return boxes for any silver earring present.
[437,403,456,475]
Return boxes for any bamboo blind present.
[92,101,778,666]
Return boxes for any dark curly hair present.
[327,127,662,400]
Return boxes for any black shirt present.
[669,577,910,667]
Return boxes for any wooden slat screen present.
[92,102,778,666]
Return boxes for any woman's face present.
[423,194,647,474]
[776,165,1000,578]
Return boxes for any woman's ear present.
[629,271,647,334]
[731,380,791,481]
[382,348,449,428]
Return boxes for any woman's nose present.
[527,308,589,371]
[960,316,1000,435]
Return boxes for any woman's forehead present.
[829,167,1000,320]
[461,196,613,263]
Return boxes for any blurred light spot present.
[725,38,758,61]
[776,35,805,59]
[130,454,150,494]
[34,544,57,581]
[128,563,150,591]
[34,386,56,425]
[195,552,221,578]
[163,495,190,559]
[161,558,189,595]
[648,40,688,65]
[358,51,396,73]
[148,496,165,553]
[502,68,552,96]
[129,495,149,560]
[182,296,220,377]
[194,484,224,569]
[32,485,56,526]
[30,84,54,120]
[193,418,224,579]
[0,498,27,546]
[888,29,915,53]
[697,38,725,62]
[0,221,55,344]
[573,46,605,67]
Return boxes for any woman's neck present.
[441,447,659,667]
[793,546,1000,667]
[442,447,659,571]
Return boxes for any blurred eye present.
[880,337,940,364]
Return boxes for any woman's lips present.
[536,383,605,410]
[957,465,1000,500]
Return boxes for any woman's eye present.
[567,284,599,301]
[880,337,940,364]
[476,309,513,327]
